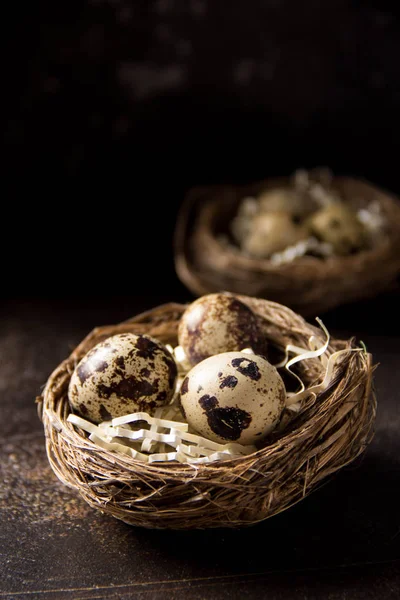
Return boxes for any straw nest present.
[38,295,376,530]
[174,172,400,316]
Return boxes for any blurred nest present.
[38,295,376,530]
[174,168,400,316]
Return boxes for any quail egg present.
[230,197,259,245]
[180,351,286,445]
[178,293,267,367]
[258,187,316,219]
[68,333,178,423]
[242,211,308,258]
[306,202,367,255]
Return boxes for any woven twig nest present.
[174,170,400,316]
[38,295,376,530]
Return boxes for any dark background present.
[2,5,400,597]
[4,0,400,300]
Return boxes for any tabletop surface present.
[1,290,399,600]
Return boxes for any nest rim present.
[39,296,377,530]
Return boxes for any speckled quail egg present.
[258,187,317,219]
[306,202,367,255]
[68,333,178,423]
[230,197,259,245]
[180,352,286,445]
[178,293,267,367]
[242,211,308,258]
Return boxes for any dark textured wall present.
[5,1,400,295]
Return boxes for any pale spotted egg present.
[179,351,286,445]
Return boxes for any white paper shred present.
[67,409,256,464]
[280,318,362,408]
[270,237,333,266]
[357,201,386,237]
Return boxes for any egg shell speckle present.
[180,351,286,445]
[306,202,367,255]
[68,333,178,423]
[178,293,267,366]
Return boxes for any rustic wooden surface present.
[1,292,399,599]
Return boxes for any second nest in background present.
[174,167,400,316]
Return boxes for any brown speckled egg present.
[258,187,316,219]
[306,202,367,255]
[68,333,177,423]
[242,211,308,258]
[178,293,267,367]
[180,352,286,445]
